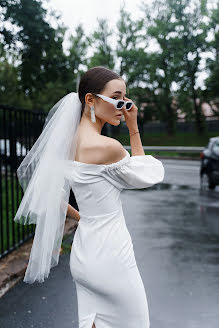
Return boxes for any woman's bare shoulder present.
[97,135,127,165]
[79,135,127,165]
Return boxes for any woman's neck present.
[80,112,105,135]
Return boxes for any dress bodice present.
[64,149,165,218]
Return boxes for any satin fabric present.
[65,149,165,328]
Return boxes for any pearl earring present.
[90,105,96,123]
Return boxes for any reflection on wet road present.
[161,158,201,188]
[122,158,219,328]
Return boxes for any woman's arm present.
[122,96,145,156]
[66,204,80,221]
[128,123,145,156]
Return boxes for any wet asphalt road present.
[0,159,219,328]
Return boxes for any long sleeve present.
[100,153,165,191]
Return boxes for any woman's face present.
[87,78,127,126]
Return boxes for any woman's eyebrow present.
[112,91,127,95]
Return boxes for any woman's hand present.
[66,204,80,222]
[121,96,138,130]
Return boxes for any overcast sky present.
[46,0,144,35]
[44,0,159,56]
[43,0,212,89]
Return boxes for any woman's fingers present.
[121,96,138,128]
[123,96,138,112]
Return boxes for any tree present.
[141,0,211,136]
[116,5,154,136]
[205,2,219,115]
[87,18,115,69]
[0,0,68,108]
[116,5,146,86]
[141,0,180,135]
[66,24,89,92]
[166,0,209,135]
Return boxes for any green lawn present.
[0,174,35,255]
[116,131,219,159]
[117,131,219,147]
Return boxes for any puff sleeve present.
[100,152,165,191]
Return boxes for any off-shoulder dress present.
[65,149,165,328]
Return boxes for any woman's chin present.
[106,117,122,126]
[113,118,122,125]
[112,121,121,126]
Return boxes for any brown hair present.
[78,66,122,118]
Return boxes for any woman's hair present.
[78,66,122,118]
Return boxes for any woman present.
[64,67,165,327]
[14,66,164,328]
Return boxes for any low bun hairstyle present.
[78,66,122,119]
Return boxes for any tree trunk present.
[164,89,176,136]
[192,91,206,135]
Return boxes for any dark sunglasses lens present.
[126,102,132,110]
[117,101,125,109]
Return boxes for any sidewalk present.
[0,217,78,298]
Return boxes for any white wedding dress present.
[65,149,165,328]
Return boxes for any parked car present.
[200,136,219,190]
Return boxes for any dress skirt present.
[69,208,150,328]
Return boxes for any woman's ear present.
[85,93,95,108]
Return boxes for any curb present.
[0,217,78,298]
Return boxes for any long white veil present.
[14,92,82,283]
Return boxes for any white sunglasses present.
[95,94,133,111]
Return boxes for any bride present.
[14,66,164,328]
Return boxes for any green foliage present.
[0,0,218,133]
[116,131,219,147]
[0,0,69,107]
[87,18,115,69]
[140,0,212,135]
[204,2,219,110]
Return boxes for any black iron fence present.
[0,104,47,259]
